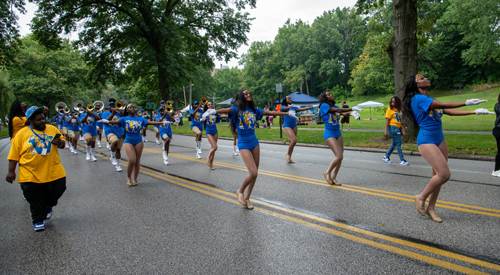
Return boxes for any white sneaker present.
[115,165,122,172]
[196,153,201,159]
[162,152,168,161]
[110,156,117,165]
[144,138,148,143]
[382,156,392,164]
[156,140,160,145]
[106,144,110,150]
[197,148,202,154]
[164,160,169,165]
[73,150,77,155]
[492,170,500,177]
[91,156,97,162]
[400,160,409,166]
[86,153,91,161]
[97,141,101,148]
[232,152,239,156]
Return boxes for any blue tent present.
[273,92,319,105]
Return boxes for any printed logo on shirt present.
[327,113,340,125]
[394,112,402,123]
[28,133,52,155]
[68,118,79,126]
[238,111,257,129]
[207,114,217,126]
[125,120,142,133]
[82,116,95,126]
[160,118,171,130]
[428,109,443,121]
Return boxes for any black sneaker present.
[34,221,45,231]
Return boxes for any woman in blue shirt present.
[202,102,225,170]
[280,96,315,163]
[319,91,362,186]
[214,90,295,210]
[190,101,204,159]
[106,104,169,186]
[403,74,492,222]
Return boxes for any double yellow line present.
[107,153,499,274]
[143,148,500,219]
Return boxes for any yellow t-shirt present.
[385,108,403,128]
[12,116,27,139]
[7,125,66,184]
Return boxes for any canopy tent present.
[273,92,319,105]
[215,97,234,106]
[357,101,384,120]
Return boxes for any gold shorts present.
[191,126,201,135]
[61,127,68,135]
[96,126,103,135]
[154,127,159,133]
[83,133,97,141]
[56,124,61,130]
[68,130,80,139]
[162,134,171,142]
[107,133,124,149]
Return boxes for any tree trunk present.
[300,77,303,94]
[389,0,418,141]
[305,75,310,96]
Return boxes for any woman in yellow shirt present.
[383,96,409,165]
[8,99,28,139]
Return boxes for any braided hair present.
[402,75,421,127]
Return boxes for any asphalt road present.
[1,133,499,274]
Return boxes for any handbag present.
[400,126,408,136]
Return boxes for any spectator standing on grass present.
[383,96,409,166]
[340,100,351,131]
[492,93,500,177]
[264,105,270,127]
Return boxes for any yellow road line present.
[123,162,496,274]
[142,148,500,217]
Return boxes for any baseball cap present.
[141,109,144,112]
[158,106,165,111]
[26,106,44,120]
[193,101,199,105]
[160,100,165,104]
[108,102,115,106]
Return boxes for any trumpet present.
[166,100,173,106]
[201,97,208,106]
[166,106,173,113]
[86,103,94,111]
[73,100,84,111]
[93,100,104,112]
[55,102,67,113]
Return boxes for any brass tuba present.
[55,102,67,113]
[63,107,71,114]
[73,100,84,111]
[93,100,104,112]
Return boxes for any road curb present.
[168,132,495,162]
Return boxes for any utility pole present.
[189,81,192,108]
[183,86,187,107]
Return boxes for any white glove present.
[163,121,173,125]
[352,106,364,112]
[288,104,293,108]
[475,108,494,115]
[312,104,319,108]
[466,99,487,106]
[201,109,216,121]
[350,111,361,119]
[288,110,298,120]
[98,119,109,124]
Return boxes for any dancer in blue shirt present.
[201,102,224,170]
[280,96,315,163]
[156,107,175,165]
[105,103,170,186]
[403,74,492,222]
[101,101,125,172]
[319,91,363,186]
[214,90,296,209]
[190,101,204,159]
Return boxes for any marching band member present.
[81,108,101,161]
[101,101,124,172]
[202,102,221,170]
[95,109,103,148]
[403,74,492,222]
[319,91,363,186]
[60,109,70,148]
[156,107,175,165]
[280,96,315,163]
[104,103,170,186]
[66,111,81,154]
[190,101,204,159]
[213,90,297,210]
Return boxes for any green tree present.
[0,0,25,66]
[31,0,255,101]
[0,69,14,116]
[213,67,244,103]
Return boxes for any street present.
[1,133,499,274]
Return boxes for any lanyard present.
[29,125,49,148]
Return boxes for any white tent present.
[357,101,384,120]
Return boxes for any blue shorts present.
[206,128,218,136]
[238,135,259,151]
[283,122,297,129]
[324,130,342,140]
[124,135,143,146]
[417,129,445,146]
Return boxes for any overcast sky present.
[17,0,358,69]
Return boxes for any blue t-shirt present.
[80,113,98,136]
[101,111,124,138]
[281,106,298,128]
[190,109,204,129]
[120,116,148,138]
[411,94,443,131]
[95,112,103,129]
[320,103,341,132]
[61,114,69,128]
[205,113,220,131]
[229,106,264,138]
[153,115,163,128]
[66,116,81,132]
[54,113,63,125]
[158,116,173,137]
